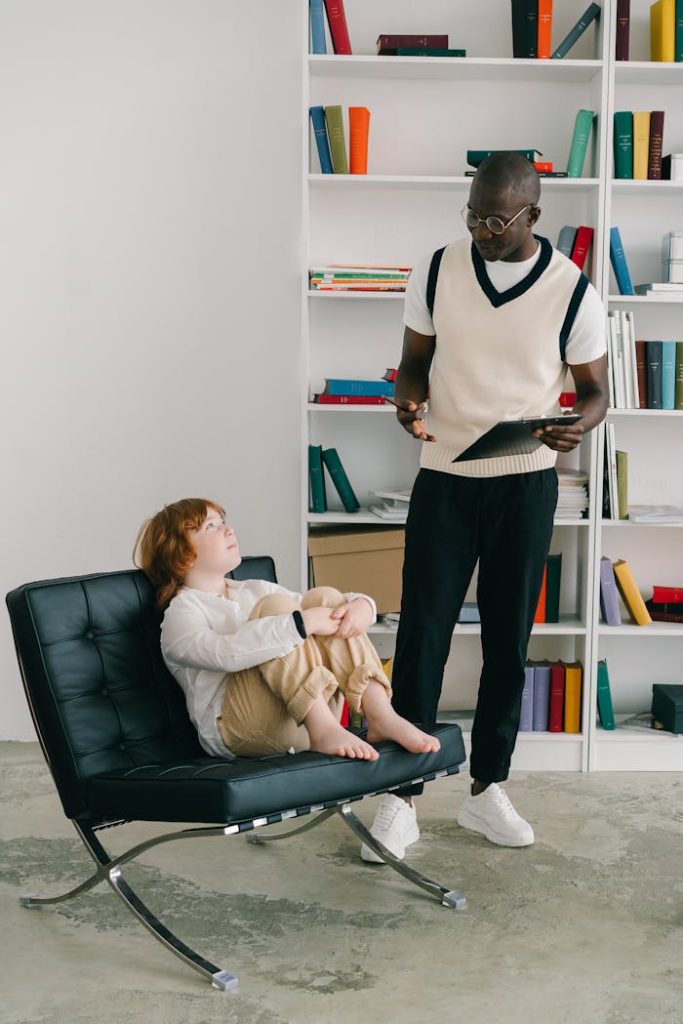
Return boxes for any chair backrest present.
[5,556,277,821]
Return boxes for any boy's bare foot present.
[363,681,440,754]
[304,696,379,761]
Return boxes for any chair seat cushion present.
[85,723,465,825]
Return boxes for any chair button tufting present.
[101,687,109,697]
[85,631,95,640]
[118,743,126,751]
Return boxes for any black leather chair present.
[6,558,467,990]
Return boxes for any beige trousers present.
[217,587,391,756]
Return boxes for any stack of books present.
[556,469,589,520]
[556,225,594,270]
[609,333,683,410]
[369,488,411,522]
[511,2,601,60]
[650,0,683,61]
[312,376,395,404]
[629,505,683,524]
[662,232,683,282]
[308,444,360,513]
[309,0,352,55]
[645,584,683,623]
[465,148,565,177]
[603,424,628,520]
[599,557,652,626]
[611,230,683,298]
[613,110,666,180]
[376,33,465,57]
[309,264,411,293]
[518,660,583,733]
[309,105,371,175]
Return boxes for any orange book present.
[533,564,548,624]
[349,107,370,174]
[537,0,553,59]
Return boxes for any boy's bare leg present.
[363,679,441,755]
[304,696,379,760]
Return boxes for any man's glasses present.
[461,203,533,236]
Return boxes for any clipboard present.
[452,415,582,462]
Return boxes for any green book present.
[616,449,628,520]
[322,448,360,512]
[676,0,683,61]
[613,111,633,179]
[395,47,467,57]
[323,105,349,174]
[545,553,562,623]
[566,109,595,177]
[308,444,327,513]
[467,148,542,168]
[596,660,616,730]
[675,341,683,410]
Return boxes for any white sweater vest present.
[420,235,587,478]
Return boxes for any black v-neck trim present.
[471,235,552,308]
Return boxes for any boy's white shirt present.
[160,579,377,757]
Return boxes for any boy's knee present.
[302,586,345,610]
[249,593,301,620]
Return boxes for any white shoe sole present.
[360,822,420,864]
[457,808,534,848]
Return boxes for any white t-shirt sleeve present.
[564,280,607,365]
[402,253,436,336]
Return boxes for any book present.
[635,282,683,292]
[632,111,651,180]
[676,342,683,409]
[520,664,535,731]
[557,225,577,258]
[323,0,352,55]
[552,3,601,58]
[677,0,683,59]
[599,557,622,625]
[613,559,653,625]
[569,225,594,270]
[321,447,360,512]
[309,106,333,174]
[537,0,553,60]
[610,227,635,295]
[662,340,676,409]
[464,170,568,177]
[647,340,663,408]
[511,0,537,58]
[532,661,551,731]
[548,662,565,732]
[466,148,542,168]
[625,311,639,407]
[324,106,349,174]
[646,602,683,623]
[394,47,466,57]
[545,553,562,623]
[629,505,683,523]
[313,394,388,405]
[563,661,583,733]
[662,153,683,180]
[616,0,630,60]
[616,449,628,519]
[606,422,618,517]
[651,0,675,61]
[309,0,327,54]
[635,340,648,407]
[613,111,634,179]
[323,379,394,396]
[308,444,327,513]
[648,111,665,179]
[376,34,448,54]
[596,660,616,730]
[652,586,683,603]
[533,161,554,172]
[348,107,370,175]
[533,563,548,624]
[566,109,595,177]
[382,368,398,382]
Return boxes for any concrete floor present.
[1,743,682,1024]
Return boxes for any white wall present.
[0,1,304,739]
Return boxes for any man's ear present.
[529,205,541,225]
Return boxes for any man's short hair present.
[474,153,541,205]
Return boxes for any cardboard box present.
[308,526,405,614]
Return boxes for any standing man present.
[361,153,609,863]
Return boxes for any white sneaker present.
[360,793,420,863]
[457,783,534,847]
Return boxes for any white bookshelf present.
[303,0,682,773]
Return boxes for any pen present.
[383,396,429,419]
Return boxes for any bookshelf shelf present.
[601,519,683,527]
[308,290,405,300]
[308,511,590,527]
[611,180,683,193]
[309,174,601,192]
[607,294,683,304]
[309,55,604,84]
[614,61,683,85]
[598,623,683,637]
[606,408,683,416]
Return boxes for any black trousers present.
[392,466,558,795]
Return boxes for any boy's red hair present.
[134,498,225,609]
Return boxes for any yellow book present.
[633,112,651,179]
[613,559,653,625]
[563,661,583,734]
[650,0,675,61]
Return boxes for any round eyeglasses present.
[461,203,533,236]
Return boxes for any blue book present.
[323,379,395,396]
[520,665,535,732]
[610,227,634,295]
[662,341,676,409]
[557,225,577,258]
[309,0,327,54]
[677,0,683,62]
[532,662,551,732]
[551,2,601,59]
[647,341,663,409]
[309,106,333,174]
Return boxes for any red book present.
[533,565,548,624]
[635,340,648,407]
[314,393,387,404]
[537,0,553,60]
[548,662,565,732]
[648,111,665,180]
[533,161,554,172]
[651,586,683,604]
[340,700,350,727]
[324,0,352,55]
[376,34,448,54]
[382,368,398,382]
[616,0,630,60]
[569,225,594,271]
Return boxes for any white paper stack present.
[628,504,683,523]
[556,469,589,520]
[370,487,411,521]
[606,310,639,408]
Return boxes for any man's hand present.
[533,417,585,452]
[391,398,436,442]
[330,597,374,638]
[301,607,340,636]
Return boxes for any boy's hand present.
[301,607,340,636]
[330,597,374,638]
[533,418,585,453]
